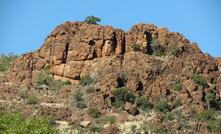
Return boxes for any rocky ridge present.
[2,21,221,133]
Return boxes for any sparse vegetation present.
[0,53,18,72]
[155,99,170,113]
[84,16,101,25]
[131,125,137,133]
[131,43,141,51]
[174,99,182,108]
[197,109,215,121]
[18,90,39,105]
[79,74,93,86]
[26,95,39,105]
[136,96,153,111]
[89,124,102,133]
[168,47,181,56]
[96,115,116,125]
[88,107,100,118]
[36,69,71,90]
[111,87,135,108]
[205,93,215,109]
[0,111,57,134]
[73,89,87,109]
[207,120,221,133]
[191,73,207,87]
[155,50,165,56]
[172,82,182,91]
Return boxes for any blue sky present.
[1,0,221,57]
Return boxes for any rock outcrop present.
[7,21,221,113]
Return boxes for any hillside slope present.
[1,22,221,133]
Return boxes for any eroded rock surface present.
[7,21,221,114]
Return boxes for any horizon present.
[1,0,221,57]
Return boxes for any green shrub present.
[172,82,182,91]
[0,111,57,134]
[155,99,170,113]
[136,97,153,111]
[73,90,87,109]
[79,75,93,86]
[112,100,124,108]
[191,73,207,87]
[168,47,181,56]
[111,87,135,108]
[26,95,39,105]
[37,74,71,90]
[207,120,221,133]
[96,115,116,125]
[153,127,169,134]
[165,112,175,121]
[174,99,182,108]
[205,93,215,109]
[84,16,101,25]
[154,50,164,56]
[131,125,137,133]
[197,109,215,121]
[88,108,100,118]
[131,43,141,51]
[0,53,18,72]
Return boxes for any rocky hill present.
[1,21,221,134]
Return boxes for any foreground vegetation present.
[0,111,57,134]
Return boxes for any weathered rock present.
[80,121,91,127]
[6,21,221,114]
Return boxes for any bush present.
[136,97,153,111]
[197,109,215,121]
[155,50,164,56]
[131,125,137,133]
[96,115,116,125]
[79,75,93,86]
[174,99,182,108]
[88,108,100,118]
[205,93,215,109]
[165,112,175,121]
[168,47,181,56]
[112,100,124,108]
[73,90,87,109]
[130,43,141,51]
[207,120,221,133]
[172,82,182,91]
[111,87,135,108]
[0,53,18,72]
[84,16,101,25]
[0,111,57,134]
[191,73,207,87]
[37,74,71,90]
[155,99,170,113]
[26,95,39,105]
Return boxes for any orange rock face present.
[7,22,221,112]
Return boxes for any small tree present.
[84,16,101,25]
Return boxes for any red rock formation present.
[7,22,221,113]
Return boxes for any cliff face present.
[2,21,221,133]
[7,22,221,113]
